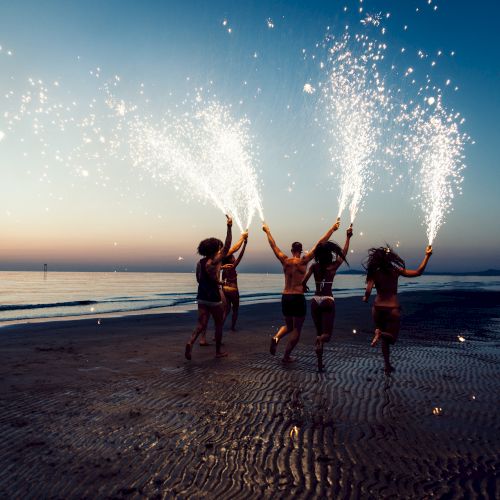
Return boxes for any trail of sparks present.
[400,96,467,244]
[321,31,391,223]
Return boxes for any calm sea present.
[1,271,499,324]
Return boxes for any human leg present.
[270,316,293,355]
[211,304,228,357]
[230,293,240,331]
[186,305,210,360]
[283,315,305,362]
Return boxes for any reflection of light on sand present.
[289,425,299,440]
[432,407,443,416]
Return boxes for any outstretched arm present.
[212,216,233,265]
[303,217,341,263]
[302,264,315,293]
[234,239,248,268]
[399,245,433,277]
[262,223,287,264]
[334,224,353,269]
[363,279,374,302]
[227,231,248,258]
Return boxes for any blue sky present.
[0,0,499,272]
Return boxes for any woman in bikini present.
[363,245,432,374]
[221,237,248,331]
[302,225,353,371]
[185,215,248,360]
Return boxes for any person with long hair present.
[221,236,248,331]
[363,245,433,374]
[302,225,353,371]
[185,216,248,360]
[263,217,341,363]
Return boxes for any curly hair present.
[315,241,348,269]
[363,246,405,281]
[197,238,223,258]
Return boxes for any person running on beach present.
[221,236,248,331]
[363,245,433,374]
[263,217,341,363]
[302,224,353,372]
[185,216,248,360]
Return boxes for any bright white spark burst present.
[321,32,391,222]
[401,96,468,244]
[126,97,264,232]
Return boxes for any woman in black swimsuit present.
[363,245,432,374]
[185,216,248,360]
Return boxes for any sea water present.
[1,271,499,325]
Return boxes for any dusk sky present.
[0,0,499,273]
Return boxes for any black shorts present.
[281,294,306,318]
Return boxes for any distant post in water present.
[43,263,48,277]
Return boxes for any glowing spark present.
[289,425,299,439]
[360,12,382,26]
[303,83,315,94]
[457,335,465,342]
[266,18,275,29]
[432,407,443,416]
[178,256,184,261]
[427,96,435,105]
[352,329,357,334]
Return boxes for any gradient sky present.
[0,0,499,273]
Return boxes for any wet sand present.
[0,290,499,498]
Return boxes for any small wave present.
[0,300,98,312]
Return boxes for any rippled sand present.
[0,291,499,498]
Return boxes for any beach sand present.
[0,290,499,498]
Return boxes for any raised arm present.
[303,217,341,263]
[302,264,315,292]
[399,245,433,277]
[262,223,287,264]
[227,231,248,257]
[363,278,374,302]
[234,238,248,268]
[212,215,233,265]
[334,224,353,269]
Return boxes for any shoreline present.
[1,284,499,330]
[0,289,499,497]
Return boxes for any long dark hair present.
[315,241,348,270]
[363,246,405,281]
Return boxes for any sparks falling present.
[126,97,264,232]
[401,96,468,244]
[321,31,391,222]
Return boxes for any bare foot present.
[199,342,211,347]
[282,356,296,364]
[270,337,278,356]
[371,329,381,347]
[384,364,395,375]
[215,351,228,358]
[185,343,192,361]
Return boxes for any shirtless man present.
[363,245,433,373]
[185,215,248,360]
[262,217,341,363]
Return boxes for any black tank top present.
[197,258,221,302]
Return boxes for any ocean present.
[1,271,499,324]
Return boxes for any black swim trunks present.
[281,294,307,317]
